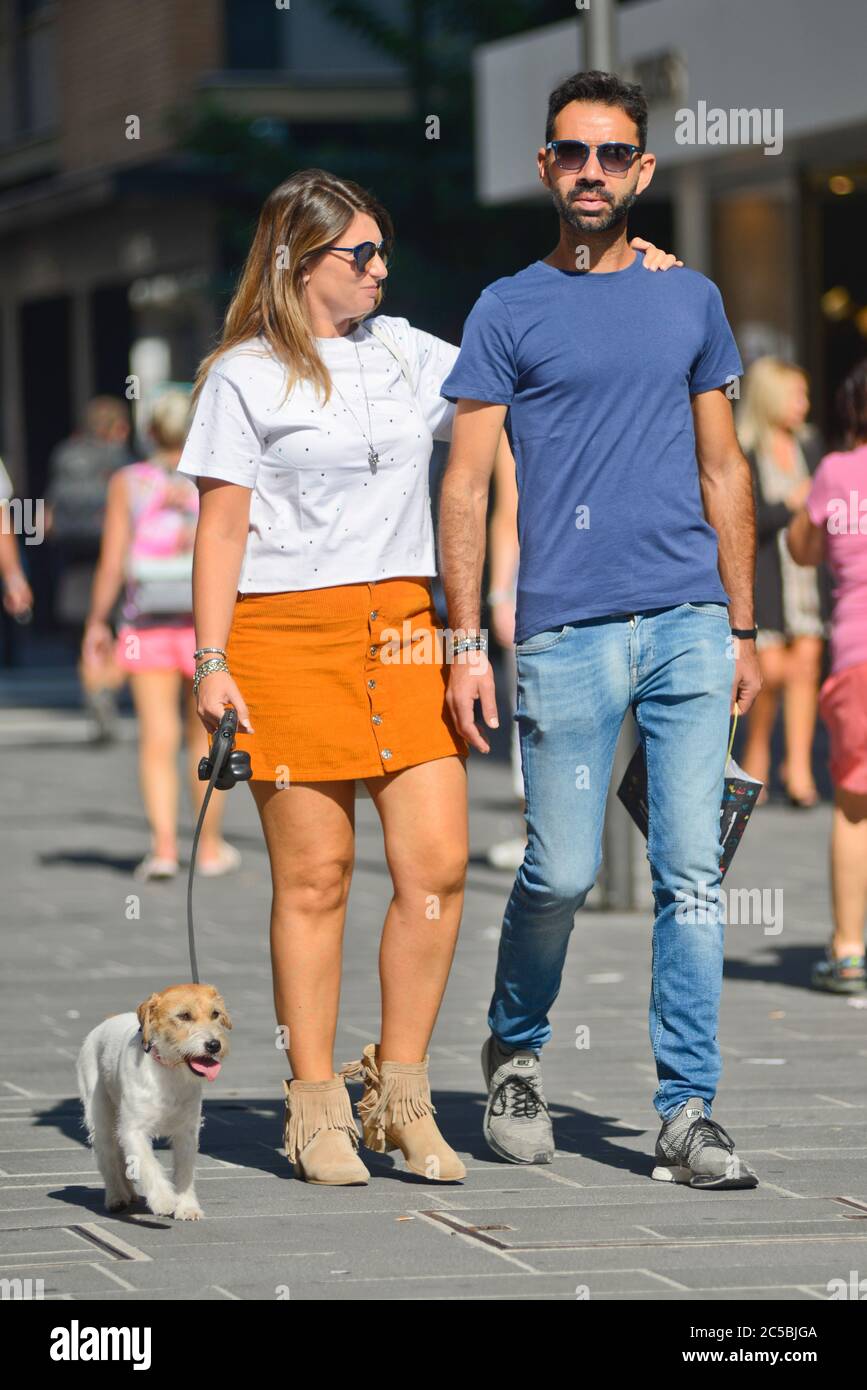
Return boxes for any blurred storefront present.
[0,0,410,636]
[0,0,409,505]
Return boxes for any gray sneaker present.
[652,1097,759,1189]
[481,1035,554,1164]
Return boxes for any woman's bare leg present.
[364,756,469,1062]
[741,643,786,793]
[250,778,356,1079]
[782,636,822,801]
[830,789,867,956]
[128,669,183,860]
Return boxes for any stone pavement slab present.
[1,710,865,1301]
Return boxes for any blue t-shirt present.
[440,251,743,644]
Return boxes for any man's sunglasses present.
[545,140,643,174]
[325,239,392,272]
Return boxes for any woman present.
[180,168,677,1185]
[737,357,830,806]
[788,359,867,992]
[83,391,239,881]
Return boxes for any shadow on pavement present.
[723,943,838,994]
[44,1087,653,1217]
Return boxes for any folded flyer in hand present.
[616,713,762,880]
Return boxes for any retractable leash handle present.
[186,707,252,983]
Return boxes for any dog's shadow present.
[43,1090,650,1216]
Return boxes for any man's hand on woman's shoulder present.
[630,237,683,272]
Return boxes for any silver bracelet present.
[194,646,226,662]
[452,634,489,656]
[193,657,229,695]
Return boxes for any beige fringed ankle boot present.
[282,1075,370,1185]
[341,1044,466,1182]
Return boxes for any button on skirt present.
[225,576,469,782]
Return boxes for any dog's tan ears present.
[136,994,159,1044]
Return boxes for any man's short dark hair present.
[546,69,648,149]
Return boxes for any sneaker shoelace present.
[681,1116,736,1162]
[492,1073,548,1121]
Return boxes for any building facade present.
[0,0,409,504]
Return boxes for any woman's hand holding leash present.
[196,670,254,736]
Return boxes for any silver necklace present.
[330,334,379,474]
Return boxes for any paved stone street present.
[2,675,866,1302]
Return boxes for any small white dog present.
[76,983,232,1220]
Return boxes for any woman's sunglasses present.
[325,239,393,272]
[545,140,643,175]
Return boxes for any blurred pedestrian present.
[737,358,829,805]
[788,358,867,992]
[0,456,34,620]
[46,396,132,738]
[82,390,240,882]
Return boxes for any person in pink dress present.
[788,358,867,992]
[83,390,239,881]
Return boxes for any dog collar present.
[139,1027,173,1067]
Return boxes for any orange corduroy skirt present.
[225,576,469,783]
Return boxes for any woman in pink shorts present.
[83,391,239,881]
[789,359,867,992]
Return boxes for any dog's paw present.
[173,1197,204,1221]
[145,1186,178,1218]
[104,1192,134,1213]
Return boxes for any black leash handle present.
[186,707,241,983]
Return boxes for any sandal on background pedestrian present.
[133,853,179,882]
[779,759,820,809]
[785,784,820,809]
[811,949,867,993]
[341,1044,466,1181]
[196,841,242,877]
[282,1076,370,1185]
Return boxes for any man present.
[438,70,761,1190]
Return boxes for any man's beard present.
[550,181,638,235]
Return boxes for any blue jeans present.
[488,603,733,1120]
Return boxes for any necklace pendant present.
[368,448,379,474]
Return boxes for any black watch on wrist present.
[730,626,758,640]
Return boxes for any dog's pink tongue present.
[188,1056,221,1081]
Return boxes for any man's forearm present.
[701,451,757,629]
[438,468,490,634]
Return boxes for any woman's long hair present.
[193,169,394,406]
[737,356,810,455]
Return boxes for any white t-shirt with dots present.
[176,315,459,591]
